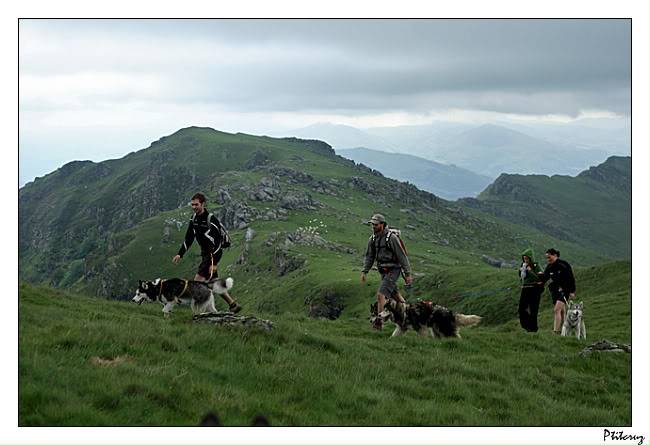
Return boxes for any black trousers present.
[519,286,543,332]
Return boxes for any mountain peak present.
[578,155,631,191]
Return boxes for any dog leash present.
[209,254,214,281]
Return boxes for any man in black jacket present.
[172,192,241,313]
[541,248,576,333]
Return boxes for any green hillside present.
[459,156,631,258]
[19,127,609,300]
[19,260,631,426]
[18,127,632,426]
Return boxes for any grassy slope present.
[19,260,630,426]
[19,128,631,426]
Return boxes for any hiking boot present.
[229,302,242,314]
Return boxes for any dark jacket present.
[542,258,576,294]
[177,209,223,257]
[362,228,411,275]
[519,248,544,287]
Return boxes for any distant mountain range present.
[427,124,609,178]
[337,147,493,200]
[289,120,627,178]
[459,156,631,258]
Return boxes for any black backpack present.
[192,212,232,249]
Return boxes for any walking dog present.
[132,277,234,318]
[371,299,482,338]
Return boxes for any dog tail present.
[225,277,234,290]
[455,314,482,327]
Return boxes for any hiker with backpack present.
[517,248,544,332]
[361,213,412,330]
[172,192,241,313]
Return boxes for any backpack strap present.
[386,230,408,257]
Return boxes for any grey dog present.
[561,301,586,339]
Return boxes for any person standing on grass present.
[540,248,576,334]
[172,192,241,313]
[517,248,544,332]
[361,213,412,330]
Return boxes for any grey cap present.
[367,213,386,224]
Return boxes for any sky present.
[19,19,631,186]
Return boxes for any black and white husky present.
[561,301,586,339]
[371,299,482,338]
[132,277,234,318]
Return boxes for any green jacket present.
[519,248,544,286]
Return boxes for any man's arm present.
[362,236,376,274]
[208,214,223,254]
[177,221,195,258]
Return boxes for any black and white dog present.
[132,277,234,318]
[371,299,482,338]
[561,301,586,339]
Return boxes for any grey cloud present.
[19,19,631,116]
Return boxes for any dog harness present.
[158,279,190,304]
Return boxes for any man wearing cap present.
[361,213,413,330]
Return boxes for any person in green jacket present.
[517,248,544,332]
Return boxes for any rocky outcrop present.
[579,339,631,357]
[265,232,308,276]
[268,166,314,185]
[260,165,339,196]
[481,255,516,269]
[272,246,306,276]
[260,207,289,222]
[349,176,375,194]
[193,311,274,331]
[279,190,321,210]
[215,199,259,230]
[248,176,282,202]
[305,288,345,320]
[244,149,271,170]
[286,230,356,254]
[212,186,260,229]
